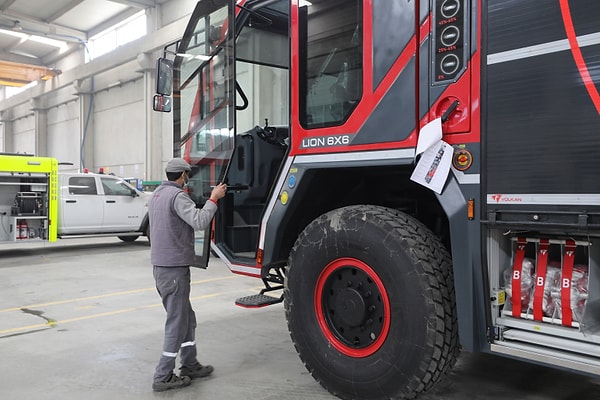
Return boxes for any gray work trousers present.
[153,266,198,381]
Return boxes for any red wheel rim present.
[314,257,391,357]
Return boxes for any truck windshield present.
[173,0,234,204]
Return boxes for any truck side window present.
[68,177,97,195]
[101,177,134,196]
[299,0,362,128]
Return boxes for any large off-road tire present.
[284,205,458,400]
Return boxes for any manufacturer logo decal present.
[490,194,523,203]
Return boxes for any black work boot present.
[180,362,214,379]
[152,372,192,392]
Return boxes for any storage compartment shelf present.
[503,327,600,358]
[496,315,600,343]
[0,182,48,186]
[500,310,581,329]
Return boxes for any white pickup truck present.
[58,172,150,242]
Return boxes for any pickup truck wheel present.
[118,235,139,242]
[284,205,458,400]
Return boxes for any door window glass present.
[68,177,97,195]
[101,177,134,196]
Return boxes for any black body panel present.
[485,2,600,198]
[487,1,565,54]
[352,58,416,145]
[486,48,600,194]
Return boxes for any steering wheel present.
[255,125,268,141]
[252,122,284,147]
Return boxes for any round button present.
[288,174,296,188]
[440,54,460,75]
[441,25,460,47]
[441,0,460,19]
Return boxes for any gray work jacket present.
[149,181,217,267]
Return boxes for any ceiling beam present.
[0,0,18,12]
[108,0,156,8]
[4,35,28,54]
[0,49,40,65]
[42,42,80,65]
[0,9,87,40]
[0,13,191,109]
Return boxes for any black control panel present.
[432,0,467,84]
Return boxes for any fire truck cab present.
[154,1,600,399]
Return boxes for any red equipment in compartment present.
[17,220,28,240]
[506,238,590,327]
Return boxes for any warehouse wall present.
[93,79,146,177]
[0,0,195,182]
[47,102,80,166]
[12,114,35,155]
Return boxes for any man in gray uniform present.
[149,157,227,392]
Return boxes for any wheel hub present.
[319,262,386,349]
[334,288,366,327]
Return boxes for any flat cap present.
[165,158,191,173]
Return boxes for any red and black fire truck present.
[153,0,600,398]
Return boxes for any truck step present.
[235,293,283,308]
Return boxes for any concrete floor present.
[1,238,600,400]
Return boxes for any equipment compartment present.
[0,155,57,243]
[489,229,600,359]
[0,175,51,242]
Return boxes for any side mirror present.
[153,95,172,112]
[156,57,174,95]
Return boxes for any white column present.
[74,78,95,171]
[31,98,48,157]
[1,110,14,153]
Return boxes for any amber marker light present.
[257,249,264,264]
[467,198,475,220]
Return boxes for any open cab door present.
[213,0,290,275]
[168,0,236,270]
[172,0,290,276]
[169,0,290,273]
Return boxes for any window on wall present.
[88,10,147,61]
